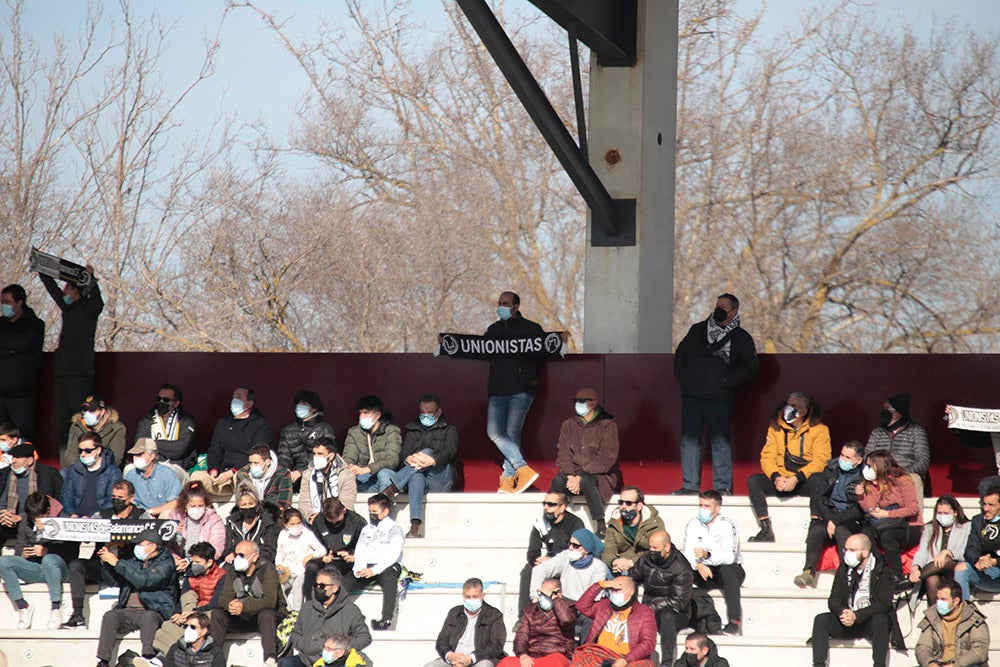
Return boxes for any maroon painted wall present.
[33,352,1000,496]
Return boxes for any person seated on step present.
[124,437,182,517]
[149,541,226,661]
[222,483,279,564]
[303,497,366,597]
[793,440,866,588]
[384,392,458,539]
[548,387,621,540]
[66,394,127,468]
[95,529,178,667]
[855,450,921,591]
[809,532,904,667]
[275,507,326,611]
[865,392,929,505]
[424,577,507,667]
[342,394,401,493]
[277,389,336,493]
[497,577,577,667]
[61,430,122,518]
[299,437,357,526]
[954,484,1000,600]
[530,528,610,643]
[281,568,372,667]
[518,491,585,613]
[344,493,403,631]
[312,633,371,667]
[681,633,730,667]
[165,480,226,573]
[151,611,224,667]
[602,486,664,575]
[0,492,76,630]
[209,540,286,667]
[914,579,990,667]
[134,383,197,471]
[746,391,830,543]
[0,441,62,542]
[681,490,744,637]
[235,443,293,520]
[630,529,693,667]
[570,577,657,667]
[190,386,273,503]
[63,479,150,629]
[910,495,972,606]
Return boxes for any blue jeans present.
[487,393,534,477]
[356,468,394,492]
[0,554,69,603]
[679,396,733,491]
[955,563,1000,600]
[391,463,454,521]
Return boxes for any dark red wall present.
[33,353,1000,496]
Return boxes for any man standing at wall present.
[672,294,758,496]
[0,284,44,443]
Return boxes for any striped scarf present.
[5,464,38,513]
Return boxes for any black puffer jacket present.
[484,313,545,396]
[207,409,273,472]
[40,274,103,377]
[400,417,458,467]
[631,547,694,614]
[278,414,336,473]
[0,305,44,395]
[163,635,225,667]
[673,318,758,404]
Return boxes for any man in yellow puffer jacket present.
[746,392,831,542]
[308,633,370,667]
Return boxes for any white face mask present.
[187,506,206,521]
[233,555,250,572]
[861,465,877,482]
[288,525,304,537]
[843,550,862,568]
[133,455,150,471]
[183,626,201,644]
[936,512,955,528]
[359,415,377,431]
[574,401,591,417]
[566,549,584,562]
[313,454,330,470]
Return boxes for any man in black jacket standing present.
[631,529,693,667]
[0,284,44,443]
[485,291,543,495]
[39,267,103,462]
[672,294,758,496]
[810,533,902,667]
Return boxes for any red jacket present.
[514,597,577,659]
[184,562,226,610]
[576,582,657,662]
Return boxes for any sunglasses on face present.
[186,624,200,631]
[316,582,336,589]
[573,398,593,403]
[618,500,638,507]
[541,501,560,508]
[568,542,583,549]
[78,447,97,454]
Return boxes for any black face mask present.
[368,513,380,526]
[684,653,702,667]
[314,586,332,602]
[154,400,172,416]
[712,307,728,323]
[648,551,667,565]
[880,408,895,428]
[189,562,207,577]
[620,508,638,523]
[240,506,260,521]
[111,498,130,514]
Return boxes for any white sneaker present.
[133,657,163,667]
[16,603,34,629]
[47,608,62,629]
[263,659,277,667]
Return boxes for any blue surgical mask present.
[11,465,27,476]
[249,465,265,479]
[608,591,627,607]
[295,403,311,420]
[463,598,483,613]
[0,304,13,318]
[496,306,512,320]
[359,415,377,431]
[134,544,148,561]
[83,411,99,427]
[80,455,97,467]
[230,398,245,416]
[0,440,11,453]
[321,649,337,664]
[419,413,437,428]
[538,594,553,611]
[698,508,714,524]
[62,294,73,305]
[838,458,856,472]
[936,600,952,616]
[989,514,1000,524]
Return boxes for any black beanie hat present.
[887,393,912,419]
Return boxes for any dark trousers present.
[97,608,163,661]
[863,523,921,577]
[679,396,733,491]
[811,611,890,667]
[344,563,401,621]
[518,562,533,614]
[68,557,114,613]
[55,374,93,467]
[803,519,860,572]
[210,607,279,660]
[550,472,605,525]
[302,557,352,603]
[0,395,37,443]
[747,472,824,519]
[654,606,689,667]
[693,564,745,621]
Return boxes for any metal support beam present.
[529,0,637,66]
[455,0,634,245]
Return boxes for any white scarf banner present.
[946,405,1000,432]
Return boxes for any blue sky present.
[12,0,1000,150]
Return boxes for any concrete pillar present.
[583,0,677,353]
